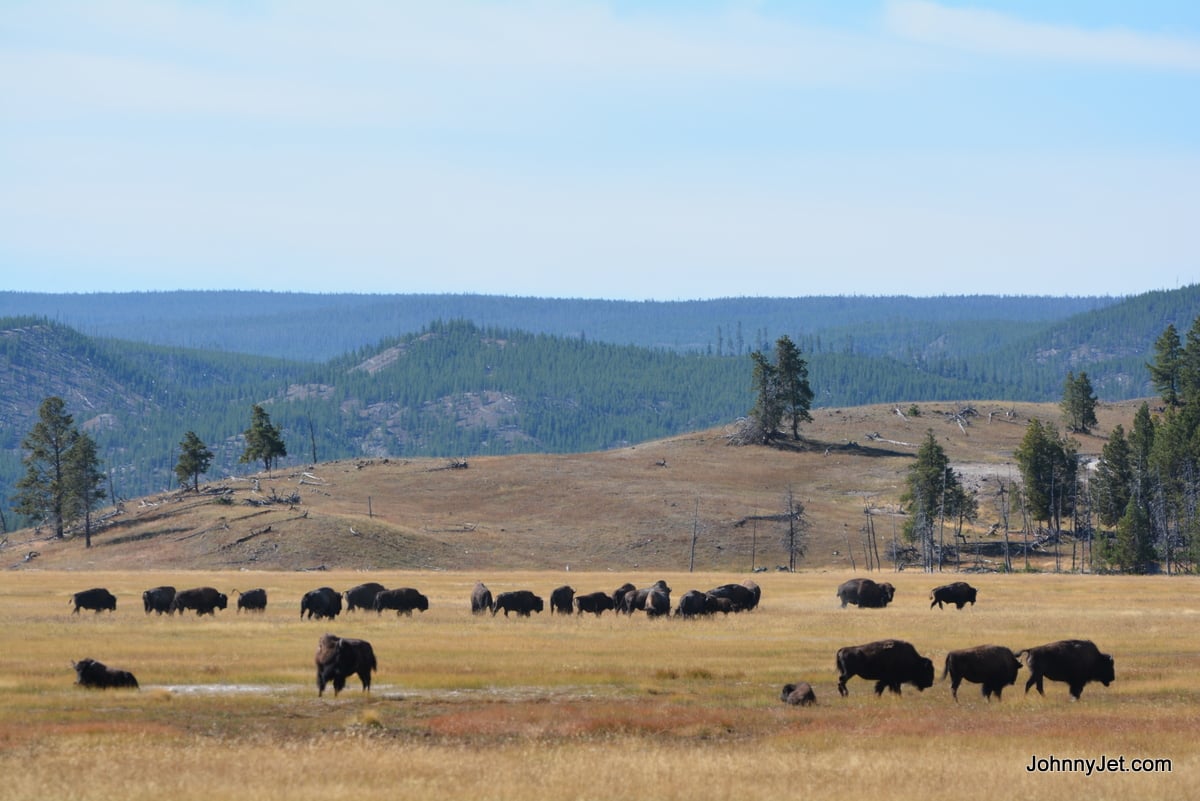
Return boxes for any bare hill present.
[6,400,1144,573]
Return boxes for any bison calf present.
[73,658,138,690]
[315,634,377,697]
[1020,639,1114,700]
[943,644,1021,701]
[781,682,816,706]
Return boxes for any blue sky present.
[2,1,1197,299]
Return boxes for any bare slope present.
[7,400,1142,572]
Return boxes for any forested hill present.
[2,285,1199,511]
[1,290,1120,362]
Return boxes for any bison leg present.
[950,676,962,701]
[837,677,850,697]
[1068,683,1085,700]
[930,598,940,609]
[358,669,372,693]
[1025,673,1044,695]
[873,680,888,696]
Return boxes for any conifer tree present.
[175,431,214,492]
[65,432,106,548]
[1061,371,1098,433]
[12,397,78,540]
[239,404,287,473]
[1148,323,1182,407]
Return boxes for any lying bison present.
[236,588,267,613]
[836,578,895,609]
[71,587,116,614]
[943,644,1021,701]
[344,582,387,612]
[549,585,575,615]
[314,633,376,697]
[142,586,175,615]
[930,581,978,610]
[574,591,615,617]
[73,658,138,690]
[301,587,343,620]
[170,587,228,616]
[780,682,816,706]
[493,590,544,617]
[374,587,429,616]
[1019,639,1115,700]
[836,639,935,697]
[471,581,494,614]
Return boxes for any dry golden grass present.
[0,569,1196,801]
[5,400,1146,573]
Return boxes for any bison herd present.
[65,576,1115,704]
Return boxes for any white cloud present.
[887,1,1200,71]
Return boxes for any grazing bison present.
[71,587,116,614]
[706,582,757,612]
[836,639,935,697]
[780,682,816,706]
[235,588,268,613]
[344,582,387,612]
[170,587,228,616]
[930,581,978,610]
[1019,639,1115,700]
[471,581,494,614]
[314,633,376,697]
[674,589,709,619]
[73,658,138,690]
[574,591,615,617]
[549,585,575,615]
[142,586,175,615]
[493,590,544,617]
[300,587,343,620]
[373,587,429,616]
[943,645,1022,701]
[836,577,895,609]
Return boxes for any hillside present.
[5,399,1144,573]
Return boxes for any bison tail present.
[941,655,951,681]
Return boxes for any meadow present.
[0,569,1195,801]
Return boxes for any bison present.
[930,581,978,610]
[674,589,709,619]
[574,591,615,617]
[73,658,138,690]
[344,582,387,612]
[314,633,376,697]
[836,577,895,609]
[1019,639,1115,700]
[493,590,544,617]
[549,585,575,615]
[142,586,175,615]
[373,587,429,616]
[706,583,758,612]
[780,682,816,706]
[621,580,672,616]
[235,588,267,613]
[300,587,343,620]
[943,645,1021,701]
[836,639,935,697]
[170,587,228,616]
[71,587,116,614]
[611,583,637,613]
[471,581,494,614]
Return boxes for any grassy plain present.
[0,569,1196,801]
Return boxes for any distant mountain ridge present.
[2,287,1199,518]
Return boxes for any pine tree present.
[1091,424,1132,528]
[901,430,972,571]
[1060,371,1098,433]
[65,432,106,548]
[1014,418,1078,533]
[239,404,287,473]
[175,431,214,491]
[774,335,813,440]
[12,397,78,540]
[1148,323,1182,407]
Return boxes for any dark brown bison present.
[611,583,637,613]
[942,645,1021,701]
[314,633,376,697]
[781,682,816,706]
[373,587,429,616]
[300,587,343,620]
[493,590,544,617]
[471,581,494,614]
[836,577,895,609]
[706,582,757,612]
[235,588,268,613]
[930,581,978,610]
[1019,639,1115,700]
[836,639,935,697]
[549,585,575,615]
[170,587,227,616]
[674,589,709,618]
[574,591,615,616]
[621,580,672,616]
[73,658,139,690]
[704,594,735,615]
[71,587,116,614]
[344,582,387,612]
[142,586,175,615]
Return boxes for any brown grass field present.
[0,569,1196,801]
